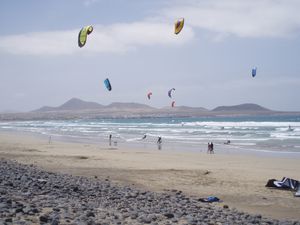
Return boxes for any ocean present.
[1,115,300,156]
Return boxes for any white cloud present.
[162,0,300,39]
[0,30,77,55]
[2,0,298,56]
[0,22,194,56]
[83,0,100,7]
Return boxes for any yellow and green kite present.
[78,25,93,48]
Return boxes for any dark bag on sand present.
[295,186,300,197]
[265,179,279,188]
[266,177,299,191]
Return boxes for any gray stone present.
[39,215,49,223]
[164,213,174,219]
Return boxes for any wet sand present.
[0,131,299,220]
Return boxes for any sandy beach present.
[0,131,299,221]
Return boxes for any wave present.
[1,117,300,154]
[183,121,300,127]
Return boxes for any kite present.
[104,78,112,91]
[168,88,175,98]
[252,67,257,77]
[147,92,152,100]
[78,25,93,48]
[171,101,175,107]
[174,18,184,35]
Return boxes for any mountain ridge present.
[2,98,297,121]
[212,103,270,112]
[33,98,271,112]
[34,98,104,112]
[34,98,272,112]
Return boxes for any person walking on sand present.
[207,142,211,154]
[48,136,52,144]
[109,134,112,146]
[157,136,162,150]
[210,142,214,154]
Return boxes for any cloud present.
[162,0,300,39]
[83,0,100,7]
[0,21,194,56]
[3,0,298,56]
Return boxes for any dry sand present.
[0,131,299,221]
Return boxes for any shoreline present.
[0,131,300,220]
[2,129,300,159]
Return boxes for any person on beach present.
[207,142,214,154]
[109,134,112,146]
[157,136,162,150]
[48,136,52,144]
[210,142,214,154]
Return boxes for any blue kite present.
[252,67,257,77]
[104,78,112,91]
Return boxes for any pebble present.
[0,159,299,225]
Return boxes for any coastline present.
[2,128,300,158]
[0,131,300,220]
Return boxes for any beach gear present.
[104,78,112,91]
[199,196,220,203]
[171,101,175,107]
[252,67,257,77]
[168,88,175,98]
[295,186,300,197]
[265,177,299,191]
[78,25,93,48]
[174,18,184,35]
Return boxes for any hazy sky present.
[1,0,300,112]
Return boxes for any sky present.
[1,0,300,112]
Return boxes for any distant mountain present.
[34,98,103,112]
[4,99,287,121]
[34,99,271,114]
[212,103,271,112]
[105,102,155,110]
[58,98,103,110]
[173,106,208,111]
[0,110,22,113]
[35,106,56,112]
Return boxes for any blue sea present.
[1,115,300,156]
